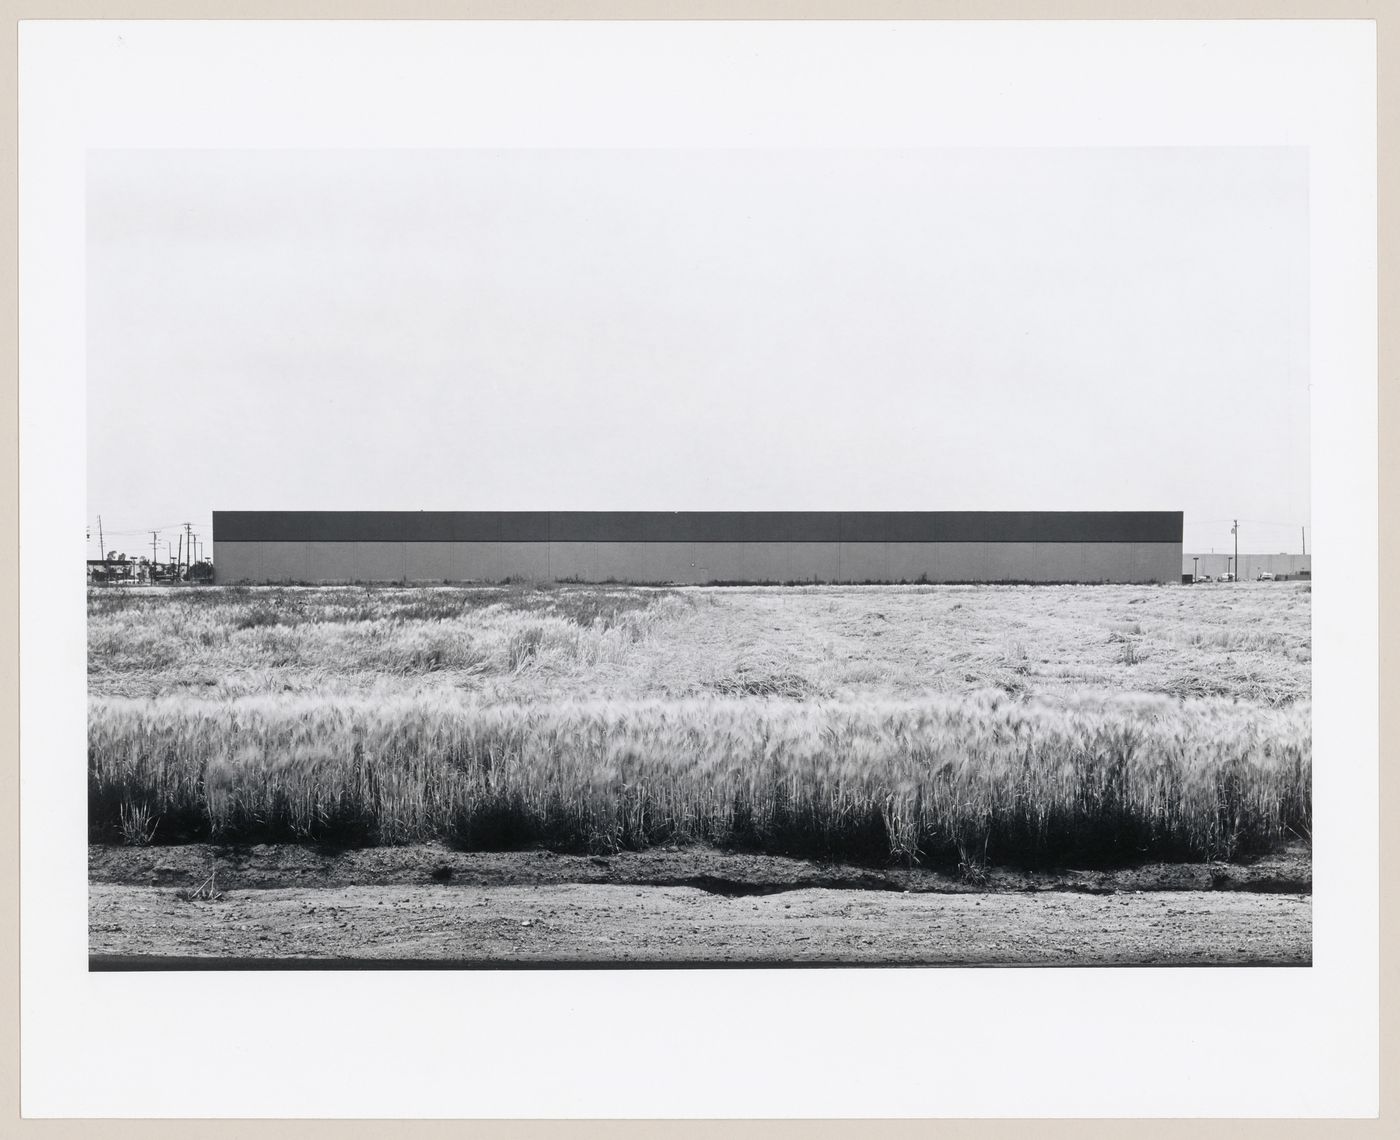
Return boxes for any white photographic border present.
[19,20,1378,1118]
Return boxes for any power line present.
[101,522,208,535]
[1234,519,1311,529]
[1186,518,1308,529]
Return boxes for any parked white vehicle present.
[1257,572,1276,581]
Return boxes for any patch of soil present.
[87,843,1312,967]
[88,842,1312,896]
[88,883,1312,967]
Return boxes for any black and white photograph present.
[84,145,1314,968]
[17,16,1380,1121]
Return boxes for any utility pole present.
[1302,526,1307,557]
[177,533,183,578]
[97,515,104,561]
[1193,556,1199,583]
[151,532,159,584]
[182,522,192,577]
[1232,519,1239,583]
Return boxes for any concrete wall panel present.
[691,542,736,582]
[840,543,893,582]
[1137,543,1182,584]
[927,543,981,582]
[403,542,456,583]
[985,544,1031,580]
[254,542,307,583]
[451,542,501,582]
[782,542,842,582]
[671,542,726,583]
[495,542,551,581]
[212,542,263,583]
[711,542,775,583]
[354,543,405,582]
[593,542,652,581]
[547,541,597,582]
[305,542,362,583]
[978,543,1048,581]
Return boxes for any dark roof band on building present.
[213,511,1184,545]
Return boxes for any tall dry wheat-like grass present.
[87,584,689,700]
[87,582,1313,707]
[89,690,1310,865]
[87,583,1311,865]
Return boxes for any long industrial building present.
[212,511,1183,585]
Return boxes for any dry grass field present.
[88,582,1311,872]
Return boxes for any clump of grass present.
[377,627,490,675]
[710,669,819,699]
[1160,673,1233,701]
[235,605,283,630]
[1000,640,1030,675]
[118,801,159,846]
[956,832,992,885]
[506,627,544,672]
[174,867,222,903]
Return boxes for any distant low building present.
[87,557,136,584]
[1183,552,1310,581]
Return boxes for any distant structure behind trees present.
[1181,552,1311,582]
[87,553,214,585]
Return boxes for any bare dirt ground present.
[89,844,1311,968]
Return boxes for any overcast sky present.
[87,148,1309,559]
